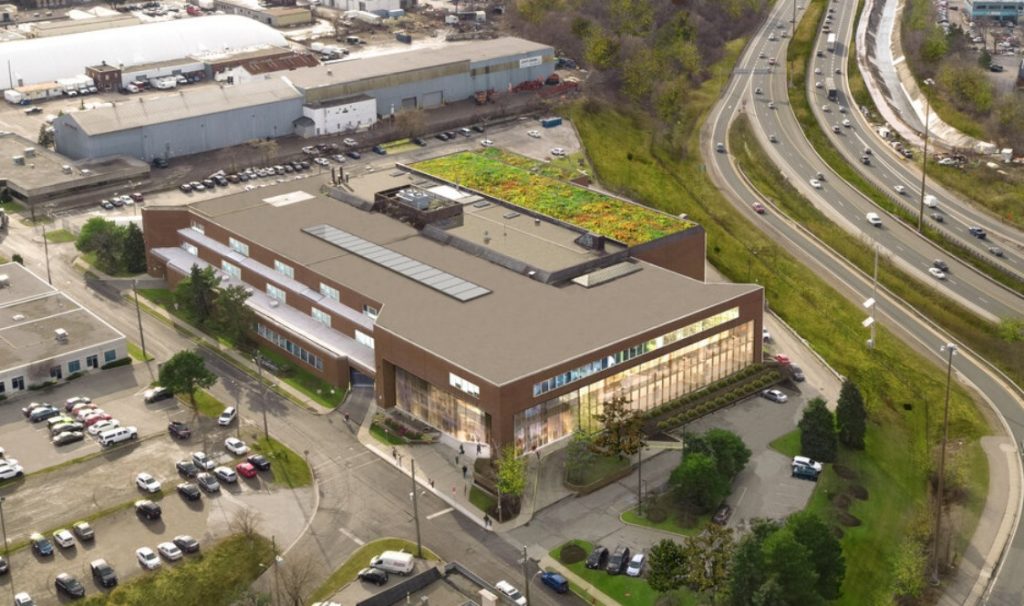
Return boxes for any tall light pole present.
[917,98,932,232]
[521,545,532,606]
[254,353,268,440]
[0,496,12,601]
[410,459,422,558]
[132,280,147,361]
[931,342,957,584]
[40,222,52,285]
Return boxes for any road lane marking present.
[339,527,365,545]
[426,507,453,520]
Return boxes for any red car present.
[130,192,144,202]
[774,353,791,365]
[83,412,112,427]
[752,202,766,214]
[236,462,257,479]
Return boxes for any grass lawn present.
[0,200,24,214]
[139,288,178,309]
[193,389,226,418]
[257,345,346,409]
[469,485,496,513]
[769,428,801,458]
[620,508,708,537]
[44,228,76,243]
[251,435,312,488]
[550,540,696,605]
[127,342,153,362]
[566,454,631,488]
[309,538,439,603]
[383,139,420,154]
[80,533,274,605]
[370,423,408,445]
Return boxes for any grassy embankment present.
[308,538,439,603]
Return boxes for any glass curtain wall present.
[513,322,753,451]
[395,367,488,444]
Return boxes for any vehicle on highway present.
[768,57,777,65]
[177,482,201,501]
[214,466,238,483]
[136,547,161,570]
[768,101,776,109]
[866,212,882,227]
[832,125,841,134]
[968,226,987,239]
[822,103,830,112]
[815,81,822,88]
[358,567,389,586]
[754,87,762,95]
[158,542,183,561]
[928,267,947,280]
[225,438,248,456]
[495,580,527,605]
[989,247,1004,257]
[174,535,200,553]
[814,67,822,75]
[52,529,75,549]
[248,454,272,471]
[930,212,944,223]
[237,462,258,478]
[842,119,852,127]
[838,105,846,113]
[135,500,162,520]
[607,546,631,575]
[752,202,766,214]
[90,559,118,588]
[768,134,778,143]
[923,195,939,208]
[197,472,221,493]
[762,388,788,403]
[933,260,950,272]
[72,522,94,541]
[192,451,215,470]
[626,553,646,577]
[716,142,726,153]
[894,185,906,194]
[30,533,54,556]
[713,504,733,525]
[54,573,86,598]
[136,473,161,493]
[809,179,822,189]
[586,545,609,569]
[762,328,772,343]
[540,571,569,593]
[218,407,237,426]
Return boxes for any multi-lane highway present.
[705,0,1024,602]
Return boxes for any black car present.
[90,559,118,588]
[444,131,456,139]
[933,260,950,272]
[712,504,732,525]
[152,157,169,169]
[179,183,192,193]
[55,572,86,598]
[247,454,271,471]
[358,567,389,586]
[790,365,805,382]
[177,482,201,501]
[411,136,426,146]
[471,125,485,133]
[585,545,609,569]
[435,133,450,141]
[168,421,191,439]
[52,431,85,446]
[31,533,54,556]
[135,499,162,520]
[202,178,216,189]
[606,545,630,575]
[0,556,8,575]
[968,226,987,239]
[346,150,361,160]
[372,144,387,155]
[176,460,199,478]
[173,535,200,553]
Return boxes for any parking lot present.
[0,364,313,604]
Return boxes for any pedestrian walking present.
[483,513,491,528]
[476,443,482,455]
[392,447,397,460]
[462,464,468,478]
[343,411,350,424]
[459,444,465,455]
[430,479,435,489]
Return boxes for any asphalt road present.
[705,0,1024,602]
[734,2,1023,323]
[1,219,578,604]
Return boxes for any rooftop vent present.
[61,164,72,174]
[12,155,23,165]
[396,188,432,210]
[269,299,280,308]
[54,328,69,342]
[0,274,8,288]
[11,314,24,321]
[23,147,35,157]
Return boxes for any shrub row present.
[654,370,784,431]
[101,357,132,370]
[642,364,770,421]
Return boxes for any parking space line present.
[339,527,365,546]
[426,507,453,520]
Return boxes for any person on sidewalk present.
[459,444,465,455]
[392,447,397,460]
[483,513,491,528]
[462,464,468,478]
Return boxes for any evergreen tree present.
[646,538,686,593]
[670,452,730,512]
[174,264,218,325]
[593,395,644,459]
[836,379,867,449]
[798,397,838,463]
[121,222,147,274]
[788,511,845,600]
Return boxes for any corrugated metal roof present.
[67,77,302,135]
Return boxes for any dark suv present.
[168,421,191,439]
[606,546,630,575]
[585,545,609,570]
[90,559,118,587]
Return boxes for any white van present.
[98,426,138,447]
[369,550,414,575]
[923,194,939,208]
[866,212,882,227]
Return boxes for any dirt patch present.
[831,526,845,540]
[559,543,587,565]
[834,494,852,510]
[849,484,869,500]
[837,511,862,527]
[646,506,668,523]
[833,464,858,480]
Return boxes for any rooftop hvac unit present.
[80,168,92,175]
[269,299,280,308]
[23,147,35,157]
[61,164,72,174]
[54,328,69,342]
[396,188,431,210]
[0,274,8,288]
[12,155,23,165]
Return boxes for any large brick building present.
[142,161,763,452]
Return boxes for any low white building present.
[0,263,126,398]
[296,94,377,137]
[328,0,401,12]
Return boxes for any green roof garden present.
[411,148,696,246]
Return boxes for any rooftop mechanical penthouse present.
[142,149,764,452]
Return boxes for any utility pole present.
[931,343,957,584]
[521,545,532,606]
[917,100,931,232]
[411,459,422,558]
[132,280,147,360]
[255,353,268,440]
[41,222,52,285]
[636,443,644,516]
[0,497,13,601]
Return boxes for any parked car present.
[136,473,161,493]
[790,365,806,382]
[762,389,788,403]
[550,147,567,157]
[52,431,84,446]
[236,462,257,478]
[357,567,389,586]
[64,396,91,411]
[87,420,117,436]
[585,545,609,569]
[247,454,271,471]
[177,460,199,478]
[346,150,362,160]
[792,461,820,481]
[411,137,426,146]
[29,406,61,423]
[136,547,161,570]
[495,580,527,606]
[52,529,75,549]
[213,466,237,483]
[72,521,94,541]
[196,472,220,493]
[626,553,646,577]
[606,546,631,575]
[225,437,248,455]
[13,592,32,606]
[540,571,569,593]
[134,500,162,520]
[90,559,118,588]
[435,132,450,141]
[176,482,201,501]
[168,421,191,439]
[30,533,54,556]
[192,451,215,471]
[173,535,200,553]
[372,144,387,155]
[0,461,23,481]
[218,407,237,426]
[713,504,733,525]
[343,138,358,147]
[54,573,86,598]
[157,542,183,561]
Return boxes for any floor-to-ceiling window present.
[514,321,754,450]
[394,367,488,444]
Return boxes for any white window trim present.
[274,259,294,279]
[266,283,286,303]
[449,372,480,398]
[355,329,375,350]
[320,282,340,301]
[311,307,331,328]
[229,237,249,257]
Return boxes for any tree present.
[787,511,845,600]
[760,529,825,606]
[669,452,730,512]
[593,395,644,459]
[158,349,217,412]
[76,217,121,273]
[687,428,751,479]
[277,552,322,606]
[563,429,596,485]
[496,445,525,498]
[728,520,779,606]
[798,397,838,463]
[174,264,218,325]
[11,254,22,265]
[835,379,867,449]
[978,47,992,69]
[122,222,147,274]
[37,124,54,148]
[681,523,734,593]
[217,285,256,348]
[646,538,686,593]
[229,506,263,540]
[394,108,426,138]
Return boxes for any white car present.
[217,407,237,426]
[494,580,527,606]
[157,542,183,561]
[52,529,75,549]
[0,462,24,480]
[527,130,541,138]
[136,473,161,493]
[13,592,32,606]
[213,466,237,483]
[65,396,90,409]
[225,437,248,456]
[793,456,824,472]
[809,179,822,189]
[343,138,357,147]
[626,552,646,577]
[814,67,822,74]
[88,419,119,436]
[822,104,830,112]
[762,389,788,403]
[866,212,882,227]
[480,139,494,147]
[768,101,776,109]
[842,119,852,127]
[549,147,567,157]
[894,185,906,195]
[838,105,847,113]
[815,81,822,88]
[928,267,947,280]
[762,328,772,343]
[136,547,161,570]
[192,451,215,470]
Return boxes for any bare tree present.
[394,108,427,138]
[229,506,263,541]
[277,552,323,606]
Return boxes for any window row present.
[395,367,487,444]
[257,324,324,371]
[0,350,115,394]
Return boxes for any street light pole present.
[0,497,13,601]
[132,279,147,360]
[254,353,268,440]
[931,343,957,584]
[521,545,532,606]
[411,459,422,558]
[41,222,52,285]
[918,100,931,232]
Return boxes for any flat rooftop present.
[0,263,125,374]
[177,173,757,385]
[0,132,147,194]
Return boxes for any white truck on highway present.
[827,32,837,52]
